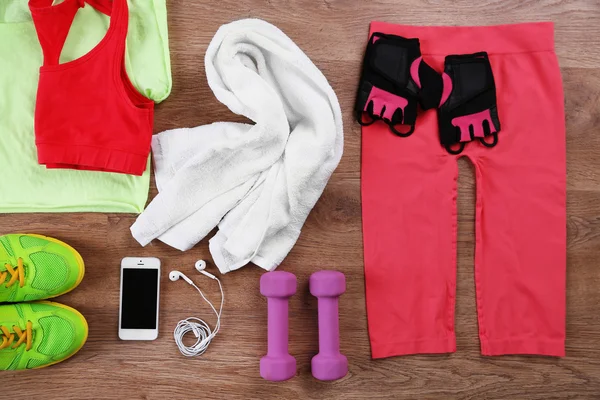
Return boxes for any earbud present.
[195,260,207,272]
[169,271,194,285]
[195,260,217,280]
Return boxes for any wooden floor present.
[6,0,600,398]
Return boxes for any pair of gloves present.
[355,33,501,155]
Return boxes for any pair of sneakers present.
[0,234,88,370]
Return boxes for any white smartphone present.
[119,257,161,340]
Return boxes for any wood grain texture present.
[5,0,600,398]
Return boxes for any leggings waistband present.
[369,22,555,55]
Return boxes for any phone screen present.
[121,268,159,329]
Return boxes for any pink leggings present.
[362,22,566,358]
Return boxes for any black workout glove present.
[355,33,442,136]
[437,52,501,155]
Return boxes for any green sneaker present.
[0,234,85,302]
[0,301,88,370]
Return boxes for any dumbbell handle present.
[267,297,290,355]
[317,296,340,355]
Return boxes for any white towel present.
[130,19,344,274]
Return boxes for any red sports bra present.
[29,0,154,176]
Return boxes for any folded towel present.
[130,19,344,274]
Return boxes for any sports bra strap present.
[29,0,85,66]
[30,0,128,67]
[111,0,129,43]
[85,0,112,16]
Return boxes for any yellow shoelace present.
[0,258,25,288]
[0,321,33,351]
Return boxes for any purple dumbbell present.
[260,271,297,381]
[310,270,348,381]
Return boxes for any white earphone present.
[168,260,216,283]
[194,259,217,280]
[169,260,224,357]
[169,270,193,285]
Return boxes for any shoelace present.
[0,321,33,351]
[0,258,25,288]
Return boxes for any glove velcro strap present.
[442,52,495,111]
[368,34,421,90]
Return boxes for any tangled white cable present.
[169,260,224,357]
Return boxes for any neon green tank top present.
[0,1,171,213]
